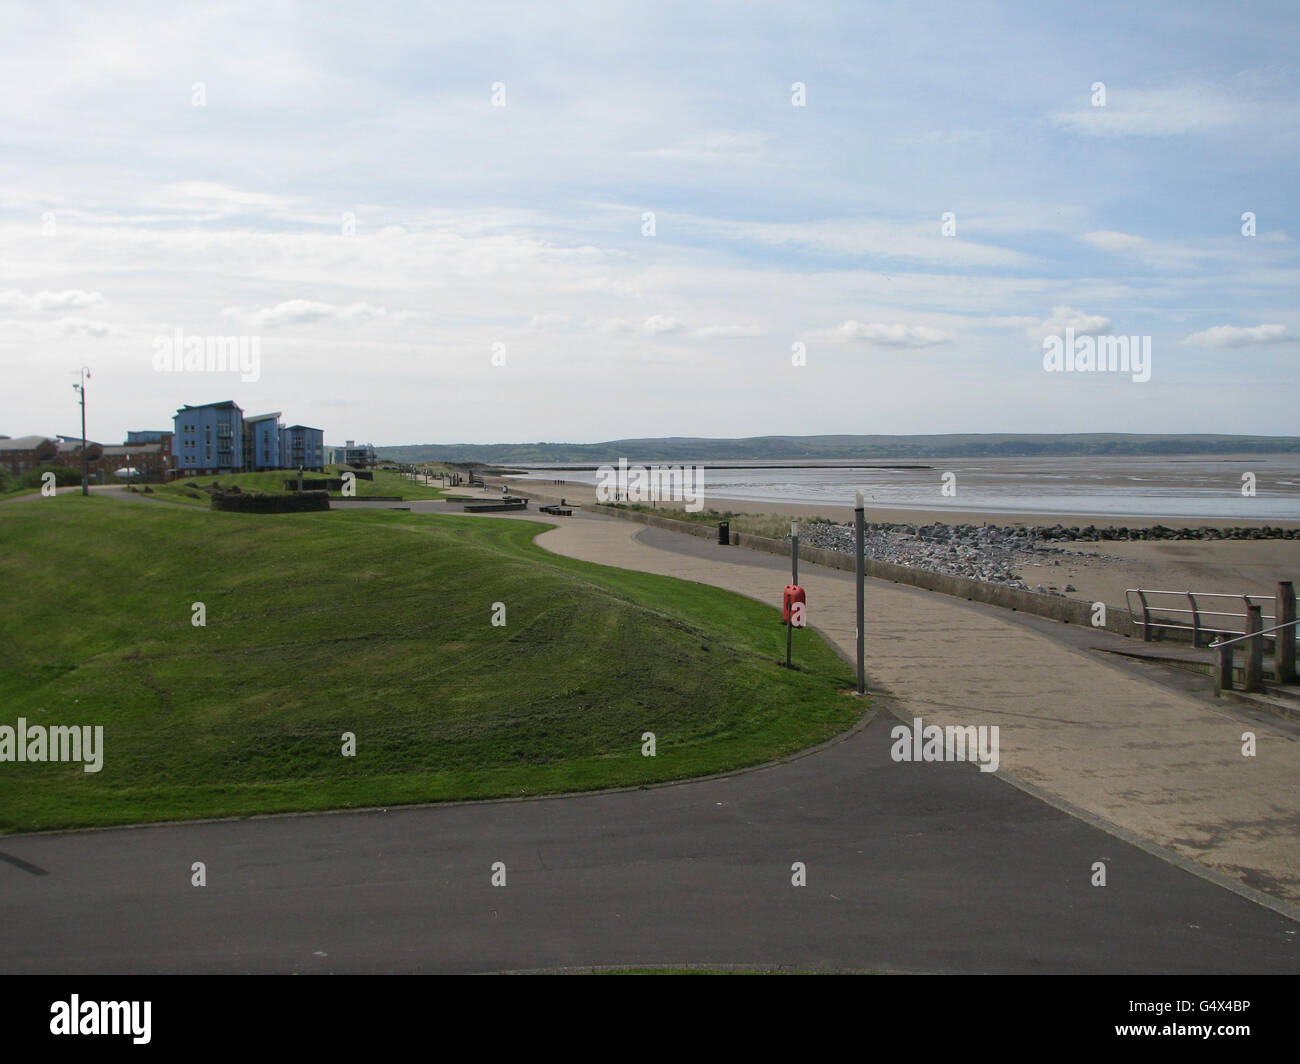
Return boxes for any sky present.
[2,0,1297,446]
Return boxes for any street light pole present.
[786,520,799,669]
[73,367,91,496]
[855,490,866,695]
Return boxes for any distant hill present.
[378,433,1300,465]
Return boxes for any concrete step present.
[1099,646,1282,684]
[1216,683,1300,723]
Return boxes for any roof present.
[176,400,241,413]
[102,445,161,456]
[0,435,58,451]
[283,425,323,432]
[244,412,281,424]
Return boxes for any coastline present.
[499,475,1300,530]
[484,474,1300,613]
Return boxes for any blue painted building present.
[243,412,282,470]
[280,425,324,471]
[171,401,244,475]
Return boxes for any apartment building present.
[171,401,244,475]
[244,412,283,471]
[280,425,324,471]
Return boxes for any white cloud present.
[1182,324,1290,348]
[528,313,572,329]
[985,315,1039,329]
[240,300,389,328]
[1084,231,1150,254]
[55,316,125,338]
[692,323,764,338]
[638,130,771,162]
[1052,84,1250,137]
[0,288,105,311]
[824,321,951,347]
[586,317,636,335]
[392,310,430,324]
[1025,306,1111,343]
[642,314,686,335]
[688,215,1033,268]
[584,315,687,336]
[157,182,304,220]
[1082,229,1203,268]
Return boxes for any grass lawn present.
[148,466,447,507]
[0,496,862,831]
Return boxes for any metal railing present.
[1127,583,1298,695]
[1125,588,1277,646]
[1210,619,1300,648]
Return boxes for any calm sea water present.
[510,455,1300,521]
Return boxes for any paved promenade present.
[528,509,1300,911]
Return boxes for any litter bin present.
[718,520,730,545]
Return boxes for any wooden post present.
[1215,638,1233,693]
[1244,605,1263,693]
[1277,581,1296,683]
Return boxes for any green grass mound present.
[0,497,861,831]
[150,466,446,506]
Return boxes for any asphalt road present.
[2,711,1296,974]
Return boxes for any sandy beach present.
[501,474,1300,529]
[487,474,1300,614]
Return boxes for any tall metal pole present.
[855,491,866,695]
[786,521,799,668]
[75,366,91,496]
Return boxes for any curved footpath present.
[531,510,1300,911]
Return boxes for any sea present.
[507,455,1300,521]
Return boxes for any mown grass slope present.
[0,497,860,830]
[150,466,445,506]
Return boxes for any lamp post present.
[72,367,91,495]
[855,490,866,695]
[786,520,799,668]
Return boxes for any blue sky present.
[2,0,1297,445]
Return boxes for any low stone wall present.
[587,504,1150,640]
[587,503,719,541]
[212,490,330,513]
[286,478,346,491]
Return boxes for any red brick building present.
[0,436,59,476]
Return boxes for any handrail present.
[1210,618,1300,648]
[1125,589,1272,600]
[1125,587,1281,646]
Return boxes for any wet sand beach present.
[489,474,1300,612]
